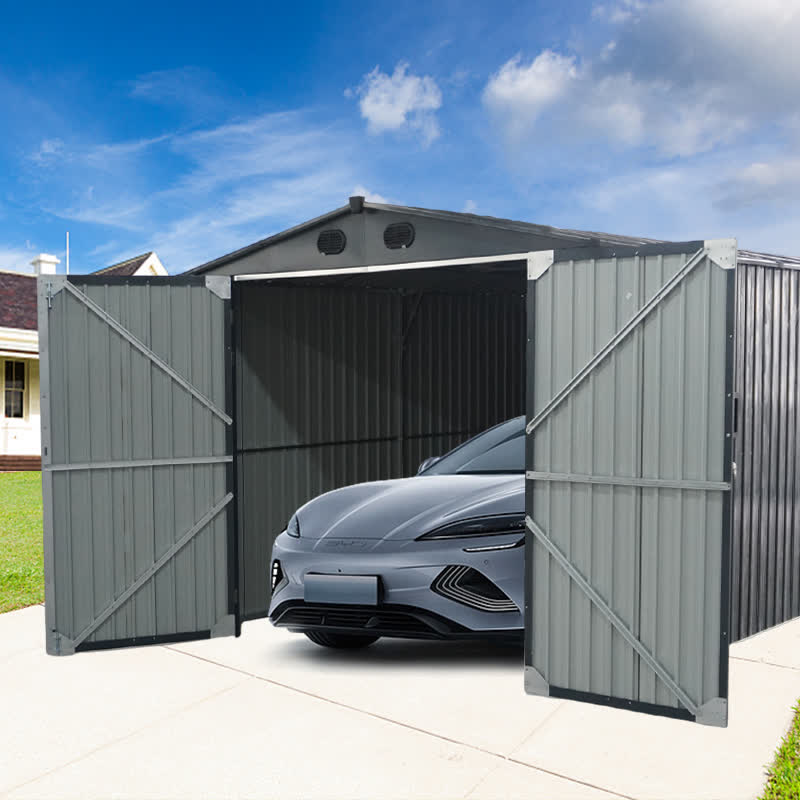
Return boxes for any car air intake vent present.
[317,228,347,255]
[431,566,518,612]
[274,603,437,635]
[383,222,415,250]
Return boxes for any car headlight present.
[416,514,525,541]
[271,559,284,591]
[286,514,301,538]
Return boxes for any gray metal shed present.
[37,197,800,730]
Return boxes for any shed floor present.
[2,605,798,799]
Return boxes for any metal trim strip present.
[233,252,530,281]
[44,455,233,472]
[76,629,211,652]
[526,470,730,492]
[548,685,695,722]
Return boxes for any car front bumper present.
[267,531,524,636]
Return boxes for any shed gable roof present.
[188,199,800,278]
[187,200,663,276]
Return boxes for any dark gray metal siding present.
[235,281,526,619]
[731,260,800,641]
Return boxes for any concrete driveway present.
[1,605,798,800]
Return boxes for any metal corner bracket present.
[38,274,68,310]
[527,251,555,281]
[205,276,231,300]
[525,664,550,696]
[47,631,76,657]
[695,697,728,728]
[705,239,737,271]
[210,614,236,638]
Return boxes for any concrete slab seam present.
[730,655,800,673]
[164,645,638,800]
[2,678,248,797]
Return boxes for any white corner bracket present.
[705,238,738,271]
[205,275,231,300]
[527,250,555,281]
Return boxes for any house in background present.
[0,251,167,470]
[91,251,167,278]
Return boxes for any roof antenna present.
[65,231,70,275]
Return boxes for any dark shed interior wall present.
[235,281,526,619]
[732,261,800,641]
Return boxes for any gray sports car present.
[268,416,525,648]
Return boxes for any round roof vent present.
[384,222,415,250]
[317,228,347,255]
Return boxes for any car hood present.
[296,474,525,541]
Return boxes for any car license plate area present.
[303,574,379,605]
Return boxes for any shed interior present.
[234,261,527,619]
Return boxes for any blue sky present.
[1,0,799,274]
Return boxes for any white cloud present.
[714,157,800,212]
[354,63,442,146]
[130,67,227,116]
[564,152,800,254]
[30,138,64,165]
[351,185,390,204]
[0,246,36,273]
[483,51,577,139]
[484,0,800,158]
[37,111,366,271]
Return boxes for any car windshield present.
[421,416,525,475]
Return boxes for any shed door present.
[38,275,237,655]
[524,241,735,726]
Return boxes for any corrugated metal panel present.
[40,276,234,654]
[731,261,800,641]
[526,244,733,725]
[236,281,525,619]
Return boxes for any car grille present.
[276,604,436,634]
[431,565,518,612]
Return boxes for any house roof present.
[0,270,37,331]
[0,251,164,334]
[92,252,154,277]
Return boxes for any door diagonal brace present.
[71,492,233,649]
[526,247,706,436]
[525,515,699,717]
[62,282,232,425]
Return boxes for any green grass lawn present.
[0,471,44,613]
[761,701,800,800]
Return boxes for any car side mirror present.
[417,455,440,475]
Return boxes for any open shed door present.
[524,241,735,726]
[38,275,237,655]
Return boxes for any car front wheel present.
[304,631,380,649]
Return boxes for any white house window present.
[4,360,25,419]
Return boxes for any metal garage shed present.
[37,197,800,729]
